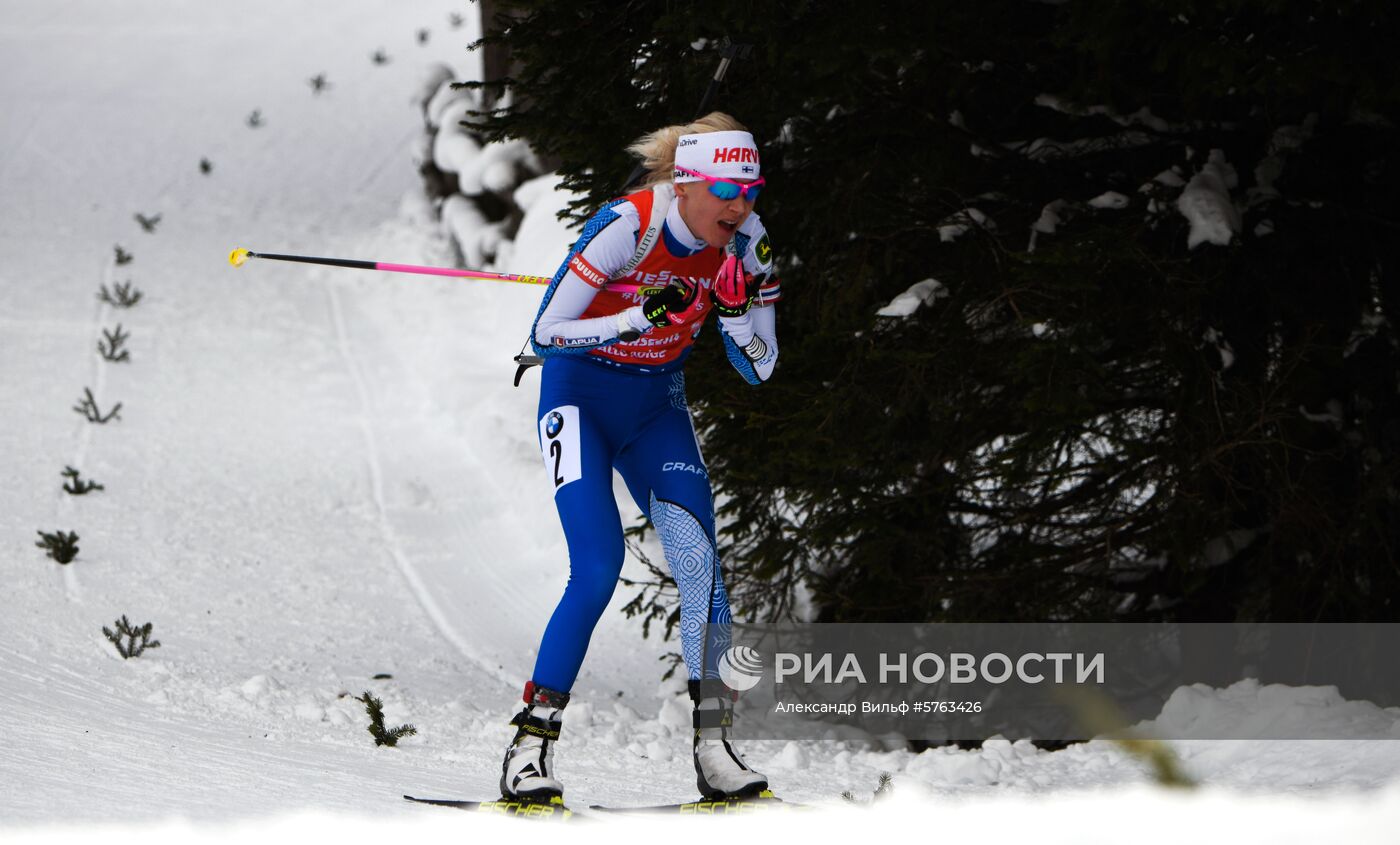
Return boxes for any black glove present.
[641,279,705,328]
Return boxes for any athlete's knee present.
[559,546,624,617]
[649,496,714,555]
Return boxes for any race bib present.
[538,405,582,493]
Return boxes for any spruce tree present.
[460,1,1400,627]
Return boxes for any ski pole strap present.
[688,679,738,702]
[513,352,544,387]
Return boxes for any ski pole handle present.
[228,248,552,286]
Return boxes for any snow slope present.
[3,2,1400,841]
[0,0,668,822]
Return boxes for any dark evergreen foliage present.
[35,530,80,564]
[73,387,121,423]
[841,771,894,804]
[97,324,131,362]
[97,281,143,308]
[462,1,1400,624]
[354,691,418,747]
[103,615,161,659]
[61,466,104,495]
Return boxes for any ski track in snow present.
[320,270,515,688]
[51,240,117,605]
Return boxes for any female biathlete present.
[499,112,779,803]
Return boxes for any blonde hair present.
[627,111,749,188]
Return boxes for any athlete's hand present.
[641,278,707,328]
[711,254,755,318]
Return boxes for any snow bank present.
[499,174,586,276]
[9,784,1400,844]
[440,193,493,266]
[1136,679,1400,741]
[413,63,456,119]
[416,73,552,270]
[882,679,1400,800]
[423,76,474,130]
[431,125,482,176]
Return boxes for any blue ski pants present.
[530,355,732,692]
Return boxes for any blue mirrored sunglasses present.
[675,165,765,202]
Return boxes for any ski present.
[589,790,801,815]
[403,794,574,819]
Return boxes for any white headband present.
[673,130,760,182]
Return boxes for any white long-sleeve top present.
[530,184,780,382]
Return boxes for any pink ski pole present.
[228,247,553,287]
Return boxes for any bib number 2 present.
[539,405,582,493]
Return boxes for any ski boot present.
[690,679,768,800]
[500,681,570,804]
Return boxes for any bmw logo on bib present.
[545,411,564,439]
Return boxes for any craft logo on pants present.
[539,405,582,492]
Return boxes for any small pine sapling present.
[371,49,390,65]
[246,109,264,128]
[98,281,143,308]
[103,615,162,659]
[199,158,213,175]
[354,691,417,747]
[73,387,121,423]
[308,73,330,94]
[36,530,80,564]
[114,245,133,265]
[133,212,161,233]
[416,28,429,45]
[448,12,464,28]
[841,772,893,804]
[61,466,104,495]
[98,324,131,362]
[875,771,894,799]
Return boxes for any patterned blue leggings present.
[530,355,731,693]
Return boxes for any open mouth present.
[718,219,739,235]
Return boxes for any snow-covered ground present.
[3,3,1400,840]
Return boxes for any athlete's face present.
[674,180,755,249]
